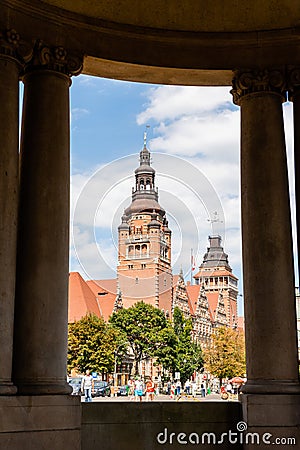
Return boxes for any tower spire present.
[143,124,150,148]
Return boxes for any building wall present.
[81,402,243,450]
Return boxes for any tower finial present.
[144,125,150,148]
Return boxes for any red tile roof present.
[88,278,117,295]
[186,284,200,315]
[68,272,101,322]
[172,275,179,286]
[159,288,172,313]
[206,291,220,321]
[87,279,117,321]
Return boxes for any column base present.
[242,379,300,394]
[0,394,81,450]
[14,379,72,395]
[0,381,17,395]
[241,393,300,449]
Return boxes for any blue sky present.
[69,74,297,317]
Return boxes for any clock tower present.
[117,137,172,313]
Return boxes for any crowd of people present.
[79,368,241,402]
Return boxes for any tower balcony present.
[131,188,158,202]
[125,235,150,244]
[124,254,150,260]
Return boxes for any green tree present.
[203,326,246,384]
[109,301,168,374]
[172,307,203,383]
[152,324,178,374]
[68,313,126,375]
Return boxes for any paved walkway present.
[82,392,238,403]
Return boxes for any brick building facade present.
[68,143,242,345]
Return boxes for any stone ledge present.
[241,393,300,427]
[0,395,81,433]
[82,400,242,424]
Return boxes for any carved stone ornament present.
[231,69,287,105]
[0,28,20,60]
[287,67,300,100]
[0,29,33,65]
[25,40,83,77]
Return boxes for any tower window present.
[141,264,146,269]
[135,277,139,284]
[128,264,133,269]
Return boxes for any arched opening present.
[1,2,300,449]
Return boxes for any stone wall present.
[0,395,81,450]
[81,401,242,450]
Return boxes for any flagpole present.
[191,248,193,285]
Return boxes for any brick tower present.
[193,235,238,328]
[117,136,172,313]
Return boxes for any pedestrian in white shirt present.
[81,369,94,402]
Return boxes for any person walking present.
[191,380,197,398]
[184,379,191,395]
[134,377,144,402]
[175,379,181,396]
[170,382,176,399]
[145,377,155,401]
[81,369,94,402]
[128,378,135,401]
[166,380,171,396]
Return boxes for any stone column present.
[232,69,300,394]
[13,42,82,394]
[0,29,22,395]
[232,69,300,446]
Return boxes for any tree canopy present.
[203,326,246,382]
[109,301,168,373]
[110,303,203,381]
[68,304,204,382]
[67,313,126,375]
[171,307,203,383]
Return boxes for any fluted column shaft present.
[13,43,82,394]
[0,30,21,395]
[232,69,300,394]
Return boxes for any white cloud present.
[70,84,297,298]
[71,107,90,121]
[149,110,240,161]
[78,75,97,87]
[137,86,234,124]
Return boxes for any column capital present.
[0,28,32,66]
[231,68,287,105]
[287,67,300,100]
[23,40,83,78]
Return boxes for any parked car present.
[92,380,111,397]
[117,385,128,396]
[68,377,82,396]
